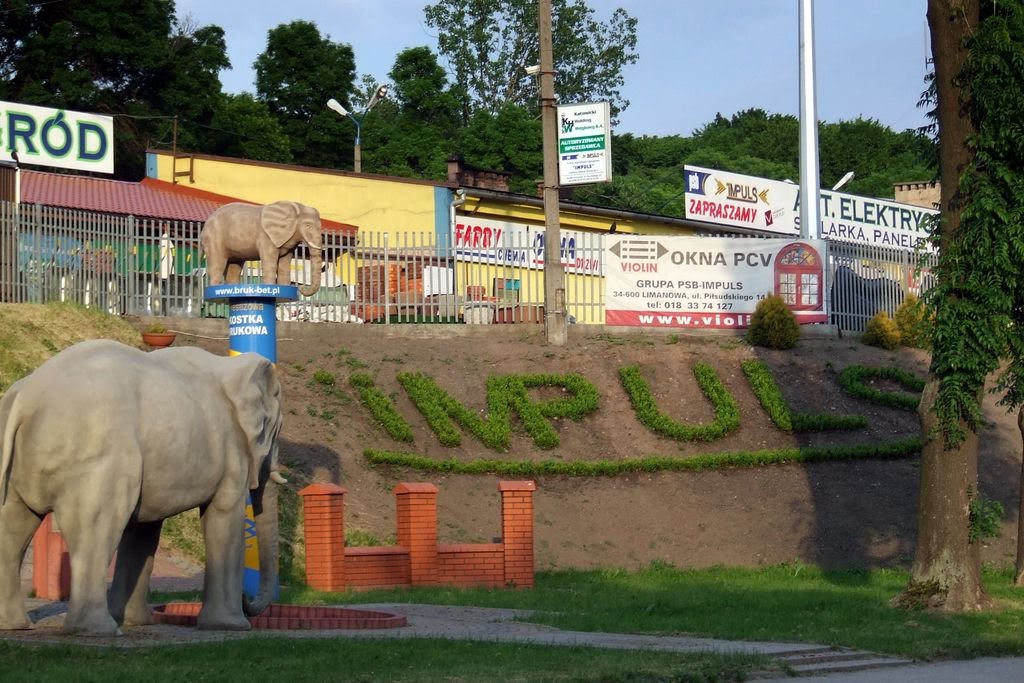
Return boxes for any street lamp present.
[831,171,855,191]
[326,84,388,173]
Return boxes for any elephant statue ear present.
[225,354,283,490]
[261,201,302,249]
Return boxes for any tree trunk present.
[1016,407,1024,585]
[896,0,988,612]
[899,381,990,610]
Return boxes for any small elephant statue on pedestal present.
[201,201,324,297]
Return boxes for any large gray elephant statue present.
[0,340,284,636]
[201,201,323,297]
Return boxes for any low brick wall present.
[299,481,536,592]
[344,547,411,589]
[438,544,505,587]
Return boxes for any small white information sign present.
[557,102,612,186]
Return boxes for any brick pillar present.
[394,483,438,586]
[299,483,347,591]
[499,481,536,588]
[32,513,70,601]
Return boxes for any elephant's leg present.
[0,494,42,630]
[58,479,136,636]
[108,520,162,627]
[196,498,250,631]
[226,263,243,284]
[207,256,227,285]
[276,255,291,286]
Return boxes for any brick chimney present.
[447,155,511,193]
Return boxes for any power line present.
[0,0,70,15]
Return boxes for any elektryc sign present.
[1,100,114,174]
[683,165,938,252]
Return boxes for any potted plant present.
[141,322,176,348]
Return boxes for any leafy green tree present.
[458,103,543,195]
[684,109,800,181]
[254,20,358,169]
[0,0,31,88]
[567,106,936,220]
[818,118,935,198]
[389,48,460,132]
[423,0,637,124]
[896,0,1024,611]
[149,23,231,154]
[570,169,687,216]
[370,48,461,180]
[0,1,230,180]
[206,93,293,164]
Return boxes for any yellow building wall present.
[460,195,697,236]
[150,150,697,238]
[149,151,440,236]
[149,151,695,325]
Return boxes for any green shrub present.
[894,293,930,349]
[746,294,799,349]
[619,363,739,441]
[862,311,901,350]
[837,364,924,410]
[349,372,414,442]
[311,369,336,386]
[396,371,598,451]
[740,359,792,431]
[741,358,866,432]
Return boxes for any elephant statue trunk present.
[298,245,323,298]
[243,473,280,617]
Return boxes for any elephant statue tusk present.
[270,471,288,484]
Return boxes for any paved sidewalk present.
[792,657,1024,682]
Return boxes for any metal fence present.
[0,201,936,332]
[828,240,936,331]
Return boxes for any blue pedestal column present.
[204,283,298,600]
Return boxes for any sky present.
[175,0,933,138]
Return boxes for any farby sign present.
[453,216,603,275]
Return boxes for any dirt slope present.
[167,318,1021,573]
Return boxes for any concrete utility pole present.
[539,0,567,345]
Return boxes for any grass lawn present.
[291,563,1024,661]
[0,638,776,683]
[2,563,1023,682]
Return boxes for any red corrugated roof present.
[18,170,357,236]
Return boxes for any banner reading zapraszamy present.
[605,236,828,329]
[683,165,937,252]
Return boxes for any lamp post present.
[327,84,388,173]
[798,0,820,240]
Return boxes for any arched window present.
[774,242,823,311]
